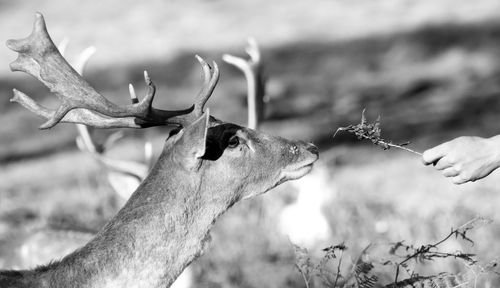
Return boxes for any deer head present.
[1,13,319,288]
[155,112,318,202]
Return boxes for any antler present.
[7,13,218,129]
[223,37,266,129]
[63,43,151,200]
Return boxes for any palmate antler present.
[7,13,219,129]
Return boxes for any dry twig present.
[333,109,422,156]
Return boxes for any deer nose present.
[303,142,319,156]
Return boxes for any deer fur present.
[0,112,318,287]
[1,13,319,287]
[1,38,268,288]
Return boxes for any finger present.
[442,167,459,177]
[452,175,468,185]
[434,158,453,170]
[422,144,448,165]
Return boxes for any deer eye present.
[227,135,240,148]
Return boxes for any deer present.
[0,38,266,288]
[0,13,318,288]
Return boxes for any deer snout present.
[296,141,318,156]
[278,141,318,183]
[293,141,319,169]
[304,142,318,156]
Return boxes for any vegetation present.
[293,217,498,287]
[334,109,421,156]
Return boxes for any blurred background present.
[2,0,500,287]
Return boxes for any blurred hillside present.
[2,1,500,287]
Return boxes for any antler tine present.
[193,55,219,115]
[126,72,158,105]
[75,123,99,154]
[58,38,69,57]
[245,37,260,64]
[141,56,219,128]
[7,13,208,130]
[222,37,265,129]
[126,70,156,105]
[11,89,140,128]
[74,46,96,75]
[73,45,101,153]
[222,37,260,70]
[141,70,156,108]
[129,84,139,104]
[195,54,212,87]
[10,89,53,119]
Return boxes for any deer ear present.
[174,109,210,170]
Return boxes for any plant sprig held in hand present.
[333,109,422,156]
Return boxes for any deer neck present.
[40,153,234,288]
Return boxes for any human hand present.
[422,136,500,184]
